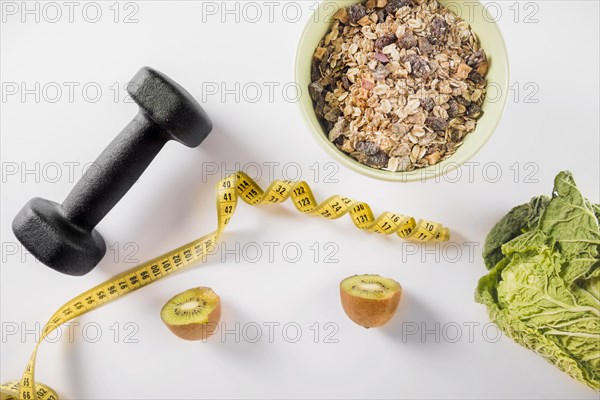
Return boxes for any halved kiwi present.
[340,274,401,328]
[160,287,221,340]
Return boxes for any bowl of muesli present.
[296,0,509,182]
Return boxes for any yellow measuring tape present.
[1,172,449,400]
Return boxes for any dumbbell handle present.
[61,112,167,231]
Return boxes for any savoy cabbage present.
[476,171,600,390]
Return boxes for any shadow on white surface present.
[382,290,443,347]
[211,300,268,359]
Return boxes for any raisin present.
[450,130,462,142]
[308,81,327,118]
[333,136,345,146]
[466,49,487,68]
[311,62,321,82]
[348,4,367,24]
[405,54,431,78]
[319,56,329,81]
[467,70,483,84]
[376,9,388,22]
[355,141,380,156]
[386,0,412,14]
[425,116,449,131]
[314,102,325,120]
[325,121,336,134]
[466,102,482,118]
[420,97,435,112]
[324,105,341,122]
[308,82,324,102]
[374,33,397,50]
[431,16,448,38]
[418,36,434,54]
[341,76,352,90]
[398,31,418,49]
[447,98,459,118]
[367,151,390,168]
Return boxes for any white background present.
[1,1,599,399]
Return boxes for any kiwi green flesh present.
[161,288,218,326]
[340,274,400,299]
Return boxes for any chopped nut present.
[477,61,488,76]
[333,7,349,24]
[425,151,441,165]
[341,139,354,153]
[313,47,327,61]
[455,63,472,80]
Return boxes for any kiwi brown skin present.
[164,301,221,341]
[340,283,401,328]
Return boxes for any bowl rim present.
[294,0,510,183]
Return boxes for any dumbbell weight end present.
[12,66,213,276]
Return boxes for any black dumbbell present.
[12,66,213,276]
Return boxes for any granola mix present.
[309,0,489,171]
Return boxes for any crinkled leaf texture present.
[476,171,600,390]
[482,195,550,269]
